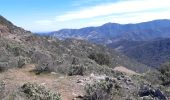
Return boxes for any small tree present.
[88,52,110,66]
[159,61,170,86]
[68,65,85,76]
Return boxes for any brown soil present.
[0,64,85,100]
[113,66,138,75]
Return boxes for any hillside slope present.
[0,15,148,74]
[122,38,170,68]
[49,19,170,44]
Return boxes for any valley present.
[48,20,170,68]
[0,15,170,100]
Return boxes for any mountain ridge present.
[49,19,170,44]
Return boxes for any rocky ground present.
[0,64,169,100]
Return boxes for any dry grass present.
[0,64,85,100]
[113,66,138,75]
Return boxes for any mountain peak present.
[102,22,120,26]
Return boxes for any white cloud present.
[35,20,53,26]
[86,10,170,26]
[55,0,170,21]
[114,11,170,24]
[72,0,113,6]
[32,0,170,31]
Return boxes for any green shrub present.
[84,78,114,100]
[21,83,61,100]
[0,81,5,98]
[159,62,170,76]
[88,52,110,66]
[18,56,31,68]
[68,65,85,76]
[159,61,170,85]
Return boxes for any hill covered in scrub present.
[49,19,170,44]
[0,15,148,74]
[46,19,170,69]
[121,38,170,68]
[1,15,170,100]
[105,38,170,68]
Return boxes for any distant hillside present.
[47,19,170,68]
[49,19,170,44]
[122,38,170,68]
[106,39,146,52]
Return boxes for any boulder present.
[138,85,167,100]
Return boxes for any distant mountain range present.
[46,19,170,68]
[49,19,170,44]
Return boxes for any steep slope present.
[49,19,170,44]
[0,15,148,74]
[123,38,170,68]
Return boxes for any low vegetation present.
[88,52,111,66]
[159,61,170,86]
[21,83,61,100]
[68,65,85,76]
[84,78,115,100]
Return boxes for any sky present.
[0,0,170,32]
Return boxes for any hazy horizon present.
[1,0,170,32]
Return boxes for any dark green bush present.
[21,82,61,100]
[88,52,110,66]
[68,65,85,76]
[159,61,170,86]
[84,78,114,100]
[159,62,170,76]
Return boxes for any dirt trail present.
[113,66,138,75]
[0,64,85,100]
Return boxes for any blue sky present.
[0,0,170,32]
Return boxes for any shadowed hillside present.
[123,38,170,68]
